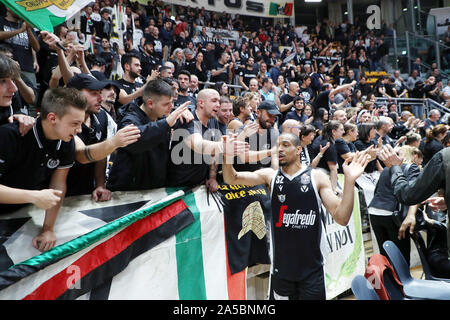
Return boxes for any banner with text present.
[162,0,294,19]
[324,175,366,299]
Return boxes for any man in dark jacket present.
[379,145,450,253]
[106,79,192,191]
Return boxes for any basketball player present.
[222,132,370,300]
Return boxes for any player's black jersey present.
[270,166,327,281]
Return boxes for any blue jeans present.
[411,104,424,120]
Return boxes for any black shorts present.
[269,267,326,300]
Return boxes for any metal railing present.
[375,97,450,119]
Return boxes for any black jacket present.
[391,148,449,211]
[106,103,171,191]
[369,163,420,212]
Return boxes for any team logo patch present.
[96,131,102,141]
[301,185,309,193]
[46,158,60,169]
[300,173,310,185]
[278,194,286,203]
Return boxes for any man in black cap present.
[64,73,116,200]
[100,81,121,122]
[234,100,280,172]
[140,39,161,78]
[90,56,108,81]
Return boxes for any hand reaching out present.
[342,151,370,182]
[112,124,141,148]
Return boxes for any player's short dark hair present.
[279,132,301,147]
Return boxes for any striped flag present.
[0,186,246,300]
[0,0,92,31]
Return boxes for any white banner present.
[429,7,450,36]
[324,175,366,299]
[163,0,294,19]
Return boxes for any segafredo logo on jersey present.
[275,205,316,229]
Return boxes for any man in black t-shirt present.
[210,51,232,84]
[299,75,315,105]
[238,57,259,91]
[234,100,280,172]
[139,39,161,79]
[175,70,196,112]
[0,88,86,252]
[168,88,246,191]
[279,82,300,123]
[0,53,35,133]
[0,8,40,84]
[114,53,145,115]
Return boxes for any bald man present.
[282,119,302,137]
[167,88,246,191]
[332,109,348,125]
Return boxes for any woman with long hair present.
[311,120,344,193]
[302,103,315,125]
[187,51,207,82]
[243,91,260,121]
[355,122,381,174]
[420,124,447,165]
[213,81,229,97]
[169,47,186,77]
[312,107,329,134]
[335,123,358,174]
[368,146,421,266]
[299,124,330,169]
[274,74,288,97]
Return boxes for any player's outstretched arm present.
[316,151,369,226]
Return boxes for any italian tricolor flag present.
[0,187,246,300]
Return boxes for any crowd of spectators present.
[0,0,449,282]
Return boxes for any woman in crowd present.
[302,103,315,125]
[355,122,382,174]
[356,109,371,124]
[351,88,363,107]
[420,124,447,166]
[169,47,186,77]
[274,74,288,97]
[214,81,229,97]
[187,50,207,83]
[299,124,329,168]
[311,120,344,193]
[335,123,359,174]
[312,107,329,134]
